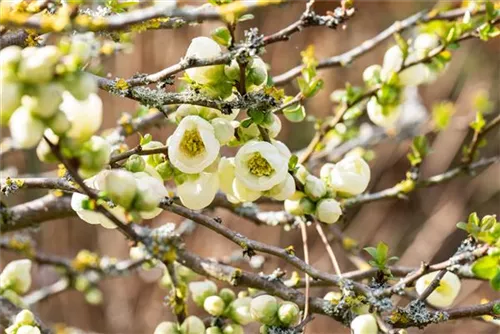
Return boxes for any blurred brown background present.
[1,1,499,333]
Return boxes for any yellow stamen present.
[180,129,205,157]
[247,153,274,177]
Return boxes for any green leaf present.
[471,256,499,279]
[364,247,378,260]
[238,14,254,22]
[240,118,253,128]
[376,242,389,264]
[248,109,265,125]
[211,26,232,47]
[288,155,298,170]
[140,133,152,146]
[393,33,409,58]
[407,136,430,166]
[491,269,500,291]
[283,104,306,123]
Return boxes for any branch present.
[0,3,274,33]
[272,6,486,85]
[343,155,500,208]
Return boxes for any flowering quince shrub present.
[0,0,499,333]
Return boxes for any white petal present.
[60,92,103,142]
[232,178,261,202]
[9,106,45,149]
[177,172,219,210]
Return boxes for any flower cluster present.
[363,33,446,129]
[285,155,370,224]
[6,310,41,334]
[71,167,168,228]
[1,39,109,178]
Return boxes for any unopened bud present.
[219,288,236,305]
[189,280,217,306]
[223,324,244,334]
[316,198,342,224]
[104,170,138,209]
[277,302,300,326]
[180,316,206,334]
[250,295,279,325]
[15,310,36,326]
[204,295,225,316]
[304,175,327,201]
[154,321,179,334]
[125,154,146,173]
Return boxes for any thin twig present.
[315,222,343,277]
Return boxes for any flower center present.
[425,279,452,296]
[247,153,274,177]
[180,129,205,157]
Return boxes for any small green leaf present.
[407,136,430,166]
[471,256,499,279]
[364,247,378,260]
[493,301,500,314]
[140,133,152,146]
[393,33,409,58]
[240,118,253,128]
[238,14,255,22]
[288,155,298,170]
[470,111,486,132]
[211,26,232,47]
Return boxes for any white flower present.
[154,322,179,334]
[15,310,36,326]
[366,96,401,129]
[0,78,22,124]
[60,91,103,142]
[382,45,403,76]
[16,325,41,334]
[211,117,235,145]
[414,33,440,53]
[235,141,289,191]
[9,106,45,149]
[0,259,32,294]
[330,156,371,195]
[168,115,220,174]
[133,171,168,212]
[350,314,378,334]
[316,198,342,224]
[415,271,461,308]
[266,174,295,201]
[399,62,434,87]
[17,46,60,83]
[319,163,335,183]
[103,170,138,209]
[177,172,219,210]
[185,37,224,84]
[71,171,128,229]
[304,175,327,201]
